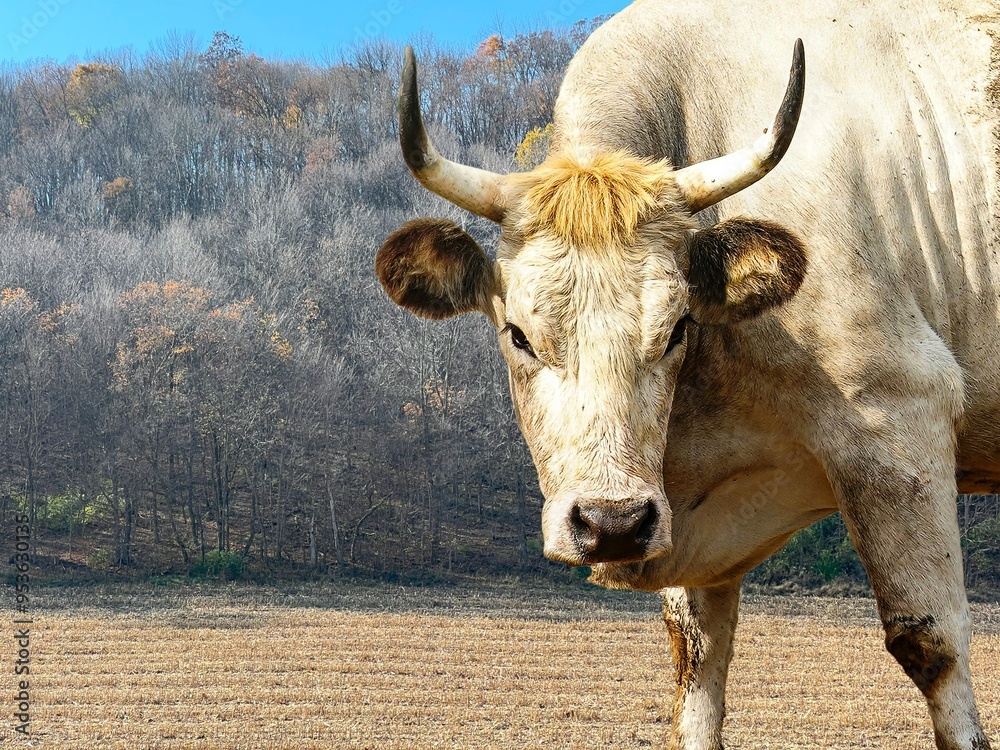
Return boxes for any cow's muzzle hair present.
[397,40,805,220]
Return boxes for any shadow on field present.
[29,577,1000,634]
[31,577,663,629]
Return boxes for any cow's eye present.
[503,323,536,358]
[664,314,689,357]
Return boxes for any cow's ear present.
[688,218,807,324]
[376,218,497,320]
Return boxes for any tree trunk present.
[309,514,318,567]
[326,477,344,567]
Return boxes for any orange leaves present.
[270,330,293,359]
[200,23,312,126]
[68,62,121,89]
[119,280,211,315]
[134,325,176,355]
[0,287,36,312]
[66,62,124,127]
[296,297,326,334]
[282,102,303,130]
[403,378,467,421]
[208,298,250,322]
[37,302,79,338]
[114,281,217,394]
[113,281,295,395]
[467,34,509,77]
[102,177,136,222]
[102,176,133,201]
[477,34,506,60]
[0,290,79,359]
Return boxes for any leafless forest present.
[0,25,997,594]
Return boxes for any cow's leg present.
[661,578,741,750]
[833,461,991,750]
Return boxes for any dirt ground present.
[2,580,998,749]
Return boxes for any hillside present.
[0,27,997,596]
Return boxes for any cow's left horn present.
[674,39,805,214]
[399,47,505,222]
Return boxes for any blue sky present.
[2,0,629,66]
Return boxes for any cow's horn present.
[674,39,805,214]
[399,47,505,222]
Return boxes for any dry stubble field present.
[1,580,998,750]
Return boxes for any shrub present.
[190,550,245,580]
[87,547,113,572]
[749,514,867,590]
[42,493,97,534]
[515,124,553,169]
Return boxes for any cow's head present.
[377,44,806,566]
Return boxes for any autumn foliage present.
[66,63,124,127]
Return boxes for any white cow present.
[376,1,998,747]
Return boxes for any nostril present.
[569,504,600,553]
[634,501,657,544]
[628,502,650,531]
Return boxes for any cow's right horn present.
[674,39,805,214]
[398,47,505,223]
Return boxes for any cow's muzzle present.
[570,499,657,561]
[544,491,671,565]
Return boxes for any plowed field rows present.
[3,582,998,749]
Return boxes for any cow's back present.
[552,0,1000,485]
